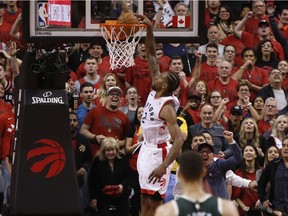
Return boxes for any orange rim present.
[100,20,146,28]
[100,21,146,41]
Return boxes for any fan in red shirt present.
[3,0,21,25]
[244,0,269,36]
[76,43,111,79]
[236,12,284,61]
[231,47,269,101]
[80,87,129,157]
[192,43,218,84]
[208,60,238,110]
[125,43,152,106]
[0,2,12,45]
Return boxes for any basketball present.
[117,11,139,36]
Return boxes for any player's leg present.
[140,193,163,216]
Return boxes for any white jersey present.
[141,91,179,145]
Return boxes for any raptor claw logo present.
[27,139,66,178]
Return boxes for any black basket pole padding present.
[10,89,81,216]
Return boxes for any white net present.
[100,24,146,70]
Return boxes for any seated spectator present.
[178,91,202,127]
[68,43,90,73]
[155,43,170,73]
[236,117,267,161]
[180,43,200,77]
[194,43,218,83]
[0,64,13,105]
[240,2,252,19]
[198,131,242,199]
[124,43,152,106]
[94,73,124,107]
[69,112,92,214]
[250,96,265,121]
[214,4,234,41]
[125,106,144,216]
[235,14,284,60]
[0,83,12,115]
[232,47,269,101]
[258,97,278,135]
[76,82,96,127]
[198,25,225,59]
[278,60,288,92]
[74,57,102,95]
[205,0,220,28]
[232,80,253,116]
[232,144,260,215]
[277,6,288,39]
[222,45,241,75]
[207,60,239,109]
[169,56,189,107]
[258,137,288,214]
[255,39,279,71]
[189,103,232,158]
[268,11,288,60]
[258,69,288,113]
[220,17,246,66]
[209,90,229,126]
[119,86,139,124]
[226,105,243,141]
[76,43,111,79]
[88,137,131,216]
[0,2,12,46]
[3,0,22,25]
[269,115,288,149]
[256,145,280,182]
[244,0,269,35]
[81,86,129,156]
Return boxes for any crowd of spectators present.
[0,0,288,215]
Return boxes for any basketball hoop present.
[100,21,146,70]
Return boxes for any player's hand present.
[134,13,152,28]
[148,164,166,184]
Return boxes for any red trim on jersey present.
[140,189,166,198]
[157,142,168,162]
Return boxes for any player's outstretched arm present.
[135,14,160,83]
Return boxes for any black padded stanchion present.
[10,51,81,215]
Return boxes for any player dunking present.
[135,14,184,216]
[155,151,239,216]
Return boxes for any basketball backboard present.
[22,0,205,43]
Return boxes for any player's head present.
[178,151,204,182]
[152,72,180,96]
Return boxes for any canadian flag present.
[172,16,190,28]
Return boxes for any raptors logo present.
[27,139,66,178]
[158,178,166,187]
